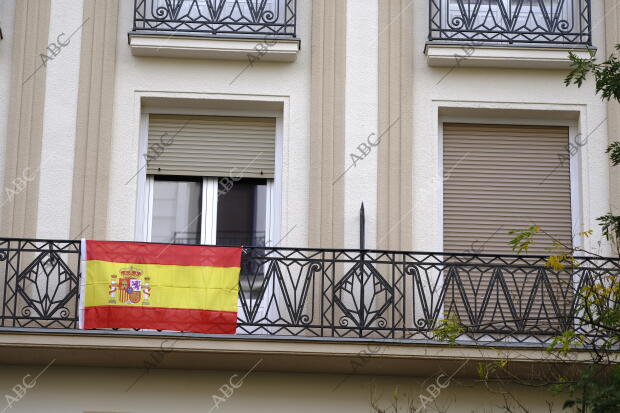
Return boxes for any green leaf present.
[432,314,465,345]
[508,225,540,254]
[607,141,620,166]
[597,213,620,246]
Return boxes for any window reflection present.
[151,177,202,244]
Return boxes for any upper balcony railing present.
[1,238,618,345]
[132,0,297,38]
[429,0,592,46]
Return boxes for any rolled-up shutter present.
[443,123,572,253]
[443,123,573,332]
[147,115,276,178]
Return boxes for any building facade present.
[0,0,618,412]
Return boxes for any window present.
[442,123,574,329]
[442,123,572,253]
[143,114,276,247]
[141,113,278,305]
[147,176,270,247]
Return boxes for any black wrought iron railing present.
[1,238,618,345]
[132,0,297,38]
[429,0,592,46]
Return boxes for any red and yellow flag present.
[79,240,241,334]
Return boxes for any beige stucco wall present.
[0,1,614,253]
[344,0,378,250]
[0,365,569,413]
[104,0,613,253]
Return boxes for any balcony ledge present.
[128,32,300,62]
[425,43,594,69]
[0,328,597,380]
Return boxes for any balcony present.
[129,0,300,61]
[1,237,614,376]
[426,0,594,69]
[1,238,617,344]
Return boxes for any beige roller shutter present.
[147,115,276,178]
[443,123,573,331]
[443,123,572,253]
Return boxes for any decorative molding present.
[70,0,119,239]
[377,0,413,250]
[308,0,347,248]
[2,0,52,237]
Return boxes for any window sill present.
[425,43,594,69]
[128,32,300,62]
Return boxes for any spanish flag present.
[79,240,241,334]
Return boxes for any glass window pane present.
[216,178,270,304]
[151,178,202,244]
[216,178,267,246]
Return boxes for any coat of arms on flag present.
[110,267,150,305]
[79,240,242,334]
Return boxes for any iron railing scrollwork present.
[0,239,81,329]
[429,0,592,46]
[1,238,618,345]
[133,0,297,38]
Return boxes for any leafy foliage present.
[561,366,620,413]
[597,213,620,256]
[607,141,620,167]
[563,42,620,344]
[508,225,540,254]
[432,314,465,345]
[476,359,508,382]
[565,46,620,102]
[507,221,620,411]
[548,330,585,356]
[565,48,620,254]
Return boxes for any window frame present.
[144,175,274,247]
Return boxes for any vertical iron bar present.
[293,0,297,37]
[391,252,395,339]
[12,240,21,327]
[359,202,366,337]
[330,250,335,338]
[320,249,324,338]
[360,202,365,250]
[74,240,81,329]
[359,248,364,338]
[133,0,139,31]
[401,253,406,339]
[586,0,592,45]
[0,239,9,327]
